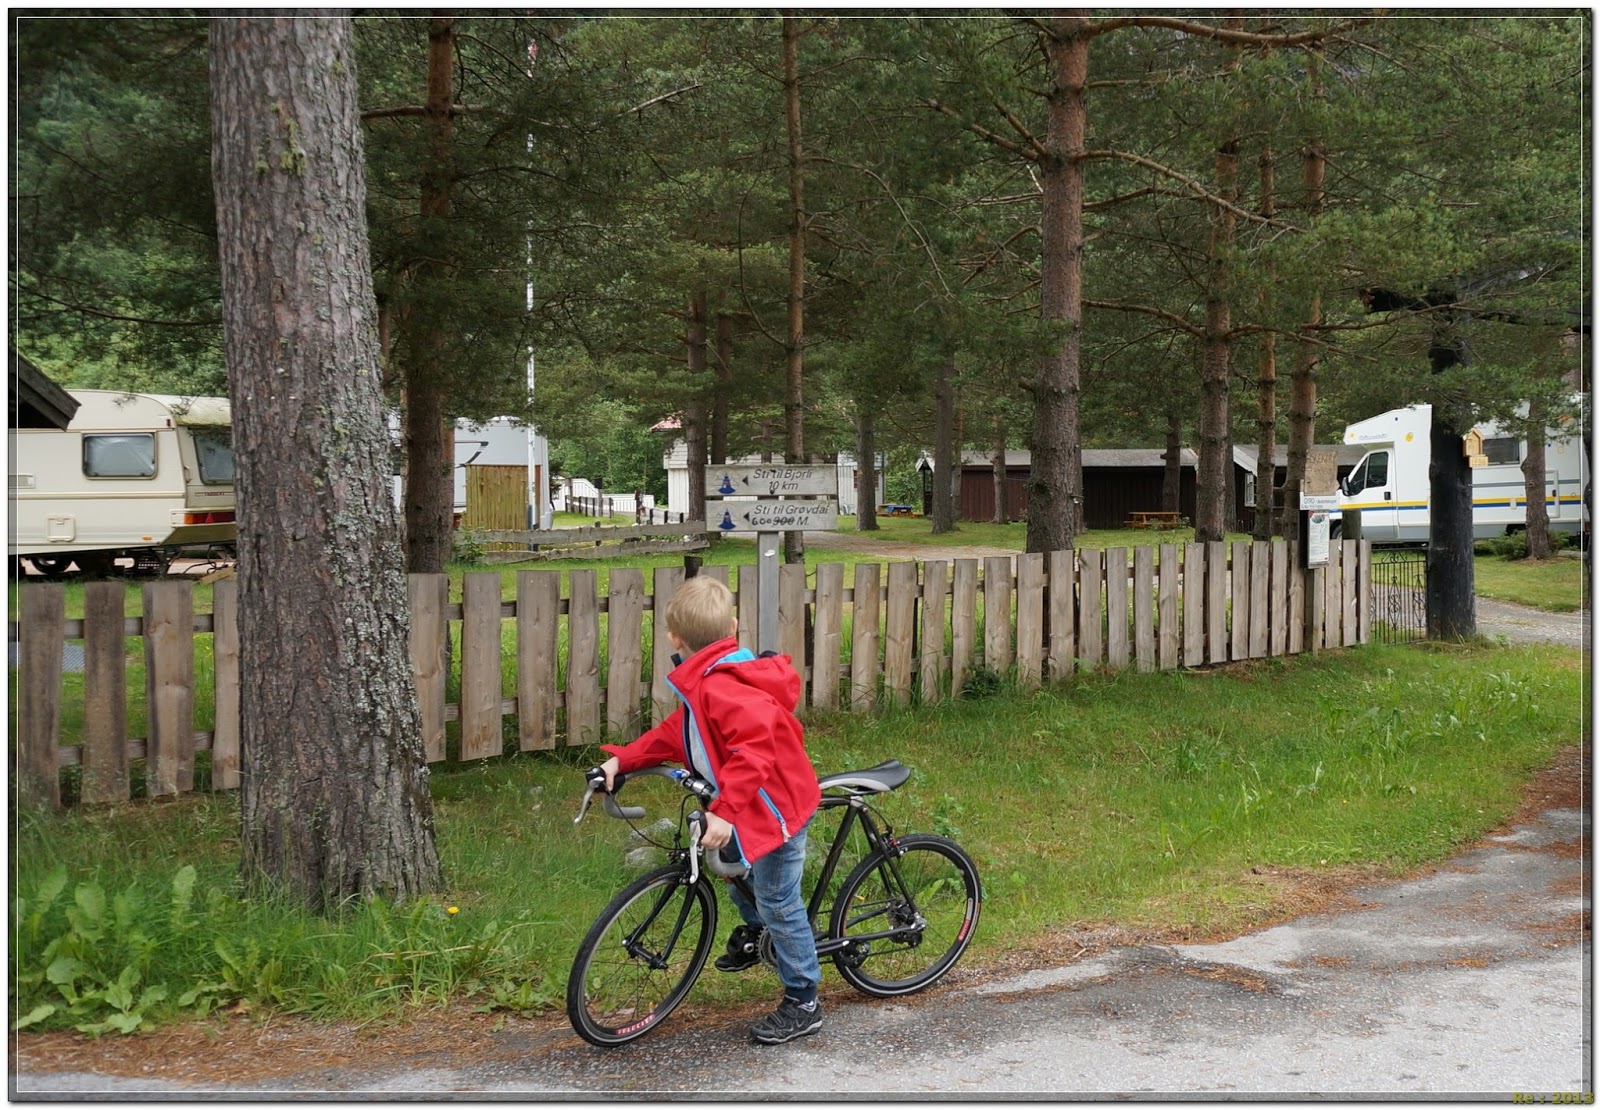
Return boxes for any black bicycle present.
[566,759,982,1047]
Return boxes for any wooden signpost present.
[705,465,838,653]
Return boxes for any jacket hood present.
[670,636,801,713]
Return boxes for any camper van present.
[1333,403,1588,544]
[10,390,235,576]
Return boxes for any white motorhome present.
[1333,403,1588,544]
[10,390,235,576]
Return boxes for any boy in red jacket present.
[597,575,824,1044]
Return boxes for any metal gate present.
[1370,548,1427,643]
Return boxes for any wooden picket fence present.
[10,539,1370,809]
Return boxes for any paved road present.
[14,804,1588,1100]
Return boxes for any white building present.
[656,424,884,520]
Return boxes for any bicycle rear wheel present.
[566,865,717,1046]
[828,833,981,997]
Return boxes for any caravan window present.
[1483,437,1520,465]
[83,433,156,478]
[1346,451,1389,496]
[192,429,235,484]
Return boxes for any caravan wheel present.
[27,556,74,579]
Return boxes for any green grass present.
[10,639,1584,1032]
[1472,554,1587,612]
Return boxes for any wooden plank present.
[208,579,238,793]
[1183,543,1205,668]
[1157,544,1179,671]
[1230,540,1251,662]
[1288,542,1305,654]
[409,574,450,762]
[1358,540,1372,644]
[1133,545,1155,673]
[950,559,979,695]
[516,570,560,751]
[735,566,758,654]
[983,556,1014,676]
[566,569,602,746]
[1206,541,1228,663]
[1078,548,1104,667]
[850,563,881,710]
[473,521,708,545]
[1343,538,1361,646]
[143,581,195,797]
[17,585,65,808]
[1104,547,1129,670]
[1016,553,1045,689]
[1268,541,1289,658]
[920,560,949,703]
[460,572,504,760]
[652,566,686,722]
[1323,542,1343,649]
[699,564,730,588]
[1249,540,1270,659]
[81,581,130,803]
[883,562,918,706]
[812,563,844,711]
[1046,550,1075,682]
[605,569,645,738]
[1303,565,1324,654]
[778,562,807,691]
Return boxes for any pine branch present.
[923,98,1041,163]
[1085,16,1370,48]
[1084,298,1202,337]
[23,289,220,328]
[1079,149,1295,228]
[361,103,484,121]
[625,83,704,115]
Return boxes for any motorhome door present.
[1342,448,1399,538]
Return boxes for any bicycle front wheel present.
[828,833,981,997]
[566,865,718,1046]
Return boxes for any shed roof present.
[10,350,79,429]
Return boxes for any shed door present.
[464,464,528,537]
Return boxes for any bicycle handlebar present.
[574,765,749,879]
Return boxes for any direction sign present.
[706,464,837,498]
[711,499,838,532]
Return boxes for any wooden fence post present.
[921,560,949,702]
[1078,548,1104,667]
[883,562,918,706]
[1206,541,1229,663]
[1016,553,1045,689]
[950,559,978,696]
[516,570,560,751]
[143,581,195,797]
[606,568,645,738]
[209,579,239,792]
[1268,540,1289,658]
[983,556,1013,676]
[566,569,602,746]
[409,574,450,762]
[83,580,131,802]
[812,563,844,710]
[1133,545,1155,673]
[652,566,685,723]
[17,584,65,809]
[1357,540,1372,644]
[1104,547,1129,670]
[1157,544,1179,671]
[1182,543,1205,668]
[1248,540,1270,659]
[778,562,807,693]
[1046,550,1075,682]
[460,572,504,760]
[850,563,881,711]
[1229,540,1251,662]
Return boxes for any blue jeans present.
[726,821,821,1004]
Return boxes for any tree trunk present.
[402,13,458,575]
[1522,397,1553,559]
[991,415,1008,524]
[781,13,807,565]
[931,351,957,534]
[712,298,732,465]
[684,290,710,528]
[1027,10,1088,554]
[1280,137,1325,538]
[1253,145,1279,541]
[1428,407,1477,640]
[855,412,879,530]
[209,12,443,911]
[1162,412,1183,514]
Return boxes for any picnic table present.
[1125,510,1182,529]
[878,504,916,517]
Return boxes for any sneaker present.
[714,924,765,972]
[750,996,823,1045]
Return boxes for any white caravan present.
[1333,403,1588,544]
[10,390,235,576]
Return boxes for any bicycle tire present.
[828,833,981,997]
[565,865,718,1046]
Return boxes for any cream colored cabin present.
[10,390,235,576]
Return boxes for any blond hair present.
[664,575,737,652]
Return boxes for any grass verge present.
[10,639,1583,1034]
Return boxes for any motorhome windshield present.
[192,429,235,485]
[1345,451,1389,496]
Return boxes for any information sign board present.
[706,465,837,498]
[711,499,838,532]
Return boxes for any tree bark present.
[1027,10,1089,554]
[1279,60,1325,539]
[1522,397,1553,559]
[991,415,1008,524]
[402,14,458,574]
[712,298,732,465]
[931,351,957,534]
[209,11,443,911]
[684,290,709,528]
[1253,145,1279,540]
[781,12,807,565]
[854,412,879,529]
[1162,411,1183,514]
[1427,324,1477,640]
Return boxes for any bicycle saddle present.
[817,759,910,794]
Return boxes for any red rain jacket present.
[600,636,820,864]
